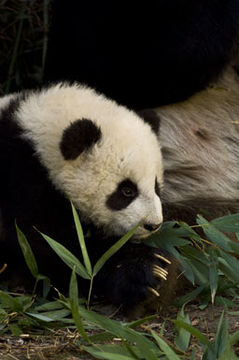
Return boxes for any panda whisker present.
[148,286,160,297]
[154,253,171,264]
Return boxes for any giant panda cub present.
[0,83,169,310]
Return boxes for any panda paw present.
[94,243,171,312]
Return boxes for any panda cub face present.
[16,84,163,238]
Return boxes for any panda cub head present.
[16,84,163,238]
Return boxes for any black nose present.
[144,223,161,232]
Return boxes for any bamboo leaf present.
[172,320,211,347]
[71,201,92,276]
[93,223,139,276]
[69,268,89,342]
[213,311,228,357]
[39,231,90,279]
[208,253,218,304]
[151,330,181,360]
[175,307,191,352]
[197,215,236,252]
[16,223,39,278]
[75,305,159,360]
[0,291,23,312]
[211,213,239,233]
[83,346,136,360]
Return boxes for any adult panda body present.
[151,67,239,221]
[0,84,168,310]
[45,0,239,109]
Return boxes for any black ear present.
[60,118,102,160]
[137,109,160,135]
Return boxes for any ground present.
[0,303,238,360]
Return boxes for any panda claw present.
[154,253,171,264]
[148,286,160,297]
[153,264,168,276]
[153,265,168,281]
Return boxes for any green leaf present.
[71,201,92,276]
[213,311,228,358]
[208,253,218,304]
[39,231,90,279]
[197,215,237,252]
[69,268,89,342]
[175,307,191,352]
[16,223,39,278]
[174,285,204,307]
[230,331,239,346]
[218,252,239,283]
[35,301,63,312]
[88,331,115,343]
[215,297,237,308]
[0,308,8,321]
[26,312,55,322]
[93,223,139,276]
[211,213,239,233]
[9,323,22,336]
[83,346,136,360]
[35,309,71,321]
[185,258,209,285]
[83,344,150,359]
[128,314,158,329]
[151,330,181,360]
[172,320,211,347]
[0,291,23,312]
[74,305,159,360]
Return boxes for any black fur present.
[45,0,239,109]
[137,109,160,135]
[94,243,169,310]
[60,118,102,160]
[106,179,138,211]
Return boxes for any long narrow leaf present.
[71,201,92,276]
[75,305,159,360]
[83,346,136,360]
[172,320,211,347]
[0,291,23,312]
[69,268,89,342]
[208,252,218,304]
[16,223,39,278]
[197,215,237,252]
[93,223,139,276]
[213,311,229,358]
[151,330,181,360]
[175,307,191,352]
[39,231,90,279]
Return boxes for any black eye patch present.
[106,179,138,211]
[155,177,161,197]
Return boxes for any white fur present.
[16,84,163,237]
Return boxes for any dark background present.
[1,0,239,109]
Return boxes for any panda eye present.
[106,179,139,211]
[121,186,136,198]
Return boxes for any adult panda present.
[0,84,168,310]
[45,0,239,109]
[139,67,239,222]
